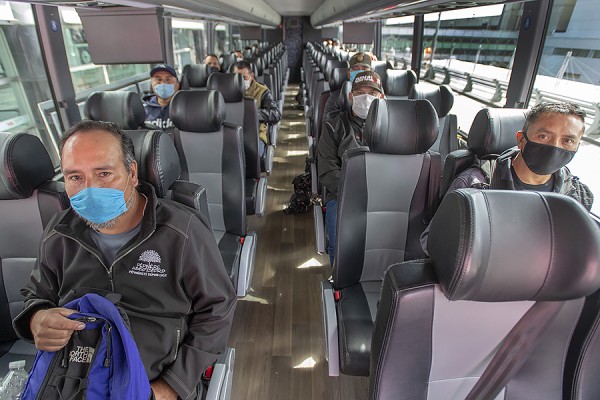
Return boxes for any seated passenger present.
[232,60,282,156]
[203,54,221,73]
[13,120,237,400]
[323,52,372,124]
[233,50,244,61]
[317,71,385,266]
[421,101,594,254]
[144,64,179,130]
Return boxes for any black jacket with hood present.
[13,182,237,400]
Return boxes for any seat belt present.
[465,301,565,400]
[425,151,442,223]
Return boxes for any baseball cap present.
[352,71,383,93]
[150,64,177,78]
[349,52,372,69]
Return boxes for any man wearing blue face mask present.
[317,71,385,266]
[13,120,236,400]
[323,52,372,124]
[144,64,180,130]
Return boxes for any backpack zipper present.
[104,325,112,367]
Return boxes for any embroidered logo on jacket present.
[129,250,167,278]
[69,346,95,363]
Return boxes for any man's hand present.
[30,308,85,352]
[150,378,178,400]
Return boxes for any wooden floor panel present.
[228,84,369,400]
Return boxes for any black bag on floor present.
[284,173,313,214]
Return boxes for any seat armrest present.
[255,177,267,217]
[169,180,211,228]
[313,205,326,254]
[205,347,235,400]
[321,280,340,376]
[237,231,257,297]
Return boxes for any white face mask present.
[352,94,378,119]
[243,79,251,91]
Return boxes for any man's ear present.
[130,160,139,187]
[516,131,526,150]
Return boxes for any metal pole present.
[411,14,424,81]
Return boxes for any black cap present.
[150,64,177,78]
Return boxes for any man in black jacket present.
[233,60,281,156]
[317,71,385,266]
[13,120,236,400]
[420,102,594,254]
[323,52,372,124]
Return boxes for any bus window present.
[172,18,208,72]
[530,0,600,215]
[382,16,415,69]
[214,23,229,56]
[0,2,55,157]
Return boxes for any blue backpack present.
[21,294,152,400]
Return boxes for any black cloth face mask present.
[521,131,577,175]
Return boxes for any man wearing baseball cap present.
[317,70,385,266]
[144,64,180,130]
[323,52,372,124]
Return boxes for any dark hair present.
[59,120,135,172]
[232,60,253,73]
[523,102,586,134]
[204,54,219,63]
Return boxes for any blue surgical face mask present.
[154,83,175,99]
[349,70,361,84]
[70,179,131,225]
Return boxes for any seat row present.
[315,86,600,398]
[0,128,235,398]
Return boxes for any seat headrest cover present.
[0,132,54,200]
[408,83,454,117]
[330,67,349,92]
[429,189,600,302]
[170,90,226,133]
[207,73,244,103]
[467,108,525,157]
[325,59,348,83]
[183,64,210,88]
[124,130,181,197]
[384,69,418,97]
[364,99,439,154]
[84,91,146,130]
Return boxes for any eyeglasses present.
[152,77,177,84]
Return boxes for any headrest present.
[429,189,600,302]
[0,132,54,200]
[252,57,264,75]
[384,69,417,97]
[371,60,394,85]
[364,99,439,155]
[124,130,181,198]
[221,53,236,72]
[84,91,146,130]
[330,67,349,92]
[207,73,244,103]
[182,64,210,88]
[467,108,525,157]
[325,59,348,83]
[408,83,453,118]
[170,90,226,133]
[340,81,352,112]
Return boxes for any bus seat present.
[322,99,440,376]
[0,132,68,376]
[207,72,266,216]
[329,67,348,93]
[384,69,417,100]
[408,83,456,163]
[181,64,211,90]
[371,60,394,87]
[324,59,348,83]
[221,53,236,73]
[170,90,256,298]
[370,189,600,400]
[440,108,525,198]
[84,91,146,129]
[123,129,234,400]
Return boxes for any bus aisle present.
[228,84,369,400]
